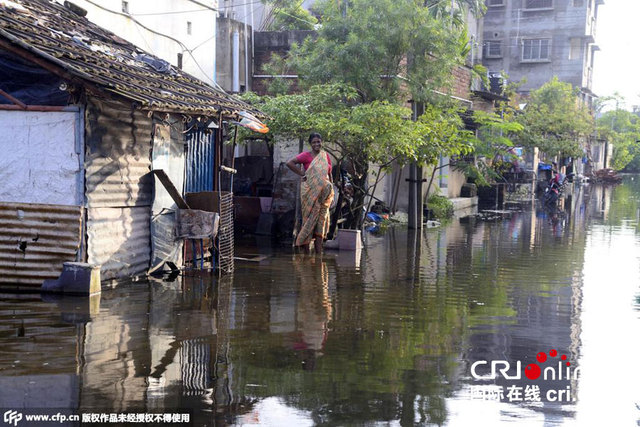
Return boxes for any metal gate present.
[217,191,234,274]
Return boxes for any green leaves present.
[597,108,640,171]
[262,0,318,31]
[516,77,594,158]
[240,84,474,169]
[289,0,470,103]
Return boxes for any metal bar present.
[0,88,26,109]
[230,125,238,193]
[0,104,80,112]
[219,166,237,174]
[199,239,204,269]
[191,239,197,269]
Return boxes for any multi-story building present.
[481,0,604,108]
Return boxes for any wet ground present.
[1,177,640,426]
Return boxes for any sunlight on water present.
[1,178,640,425]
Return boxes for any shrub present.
[427,195,454,220]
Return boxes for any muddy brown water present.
[1,177,639,426]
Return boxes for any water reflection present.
[1,178,640,425]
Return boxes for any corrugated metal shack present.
[0,0,263,286]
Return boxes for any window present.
[522,38,551,61]
[187,21,192,35]
[569,37,581,60]
[121,1,128,13]
[484,40,503,58]
[486,0,504,6]
[524,0,553,9]
[572,0,584,6]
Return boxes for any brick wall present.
[451,66,472,100]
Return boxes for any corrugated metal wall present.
[150,119,185,272]
[185,131,215,193]
[85,97,153,281]
[181,338,211,396]
[0,202,82,286]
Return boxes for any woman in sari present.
[286,133,334,253]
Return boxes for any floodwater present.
[1,178,640,426]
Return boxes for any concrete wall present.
[0,111,81,206]
[220,0,269,30]
[253,30,315,95]
[482,0,600,95]
[216,17,252,92]
[73,0,218,85]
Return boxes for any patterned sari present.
[295,151,334,247]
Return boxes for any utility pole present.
[408,102,424,229]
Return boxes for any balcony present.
[472,72,508,101]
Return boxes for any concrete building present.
[71,0,219,86]
[481,0,604,107]
[67,0,253,93]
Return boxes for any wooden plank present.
[234,255,269,262]
[153,169,190,209]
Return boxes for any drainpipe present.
[243,1,249,92]
[212,12,217,83]
[232,31,240,92]
[250,1,255,90]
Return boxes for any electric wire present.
[130,0,265,16]
[81,0,228,92]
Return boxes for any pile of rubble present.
[589,169,622,184]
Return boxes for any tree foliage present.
[597,108,640,171]
[243,85,472,166]
[288,0,473,103]
[261,0,317,31]
[516,77,594,158]
[455,110,524,185]
[241,84,474,227]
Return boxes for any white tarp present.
[0,110,80,205]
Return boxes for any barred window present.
[484,40,502,58]
[486,0,504,6]
[522,39,551,61]
[525,0,553,9]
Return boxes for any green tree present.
[597,108,640,171]
[516,77,594,158]
[451,110,524,187]
[288,0,474,103]
[262,0,317,31]
[242,85,474,228]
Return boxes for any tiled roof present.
[0,0,263,118]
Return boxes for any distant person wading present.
[286,133,334,253]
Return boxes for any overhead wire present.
[131,8,211,16]
[129,0,265,16]
[81,0,228,92]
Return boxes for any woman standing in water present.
[286,133,334,253]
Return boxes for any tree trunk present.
[345,158,368,229]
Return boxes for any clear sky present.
[592,0,640,110]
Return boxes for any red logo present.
[524,349,572,380]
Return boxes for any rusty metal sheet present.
[87,207,150,282]
[85,98,153,282]
[0,202,82,287]
[85,98,153,208]
[0,0,265,119]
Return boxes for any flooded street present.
[1,178,640,426]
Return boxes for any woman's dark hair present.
[308,132,322,143]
